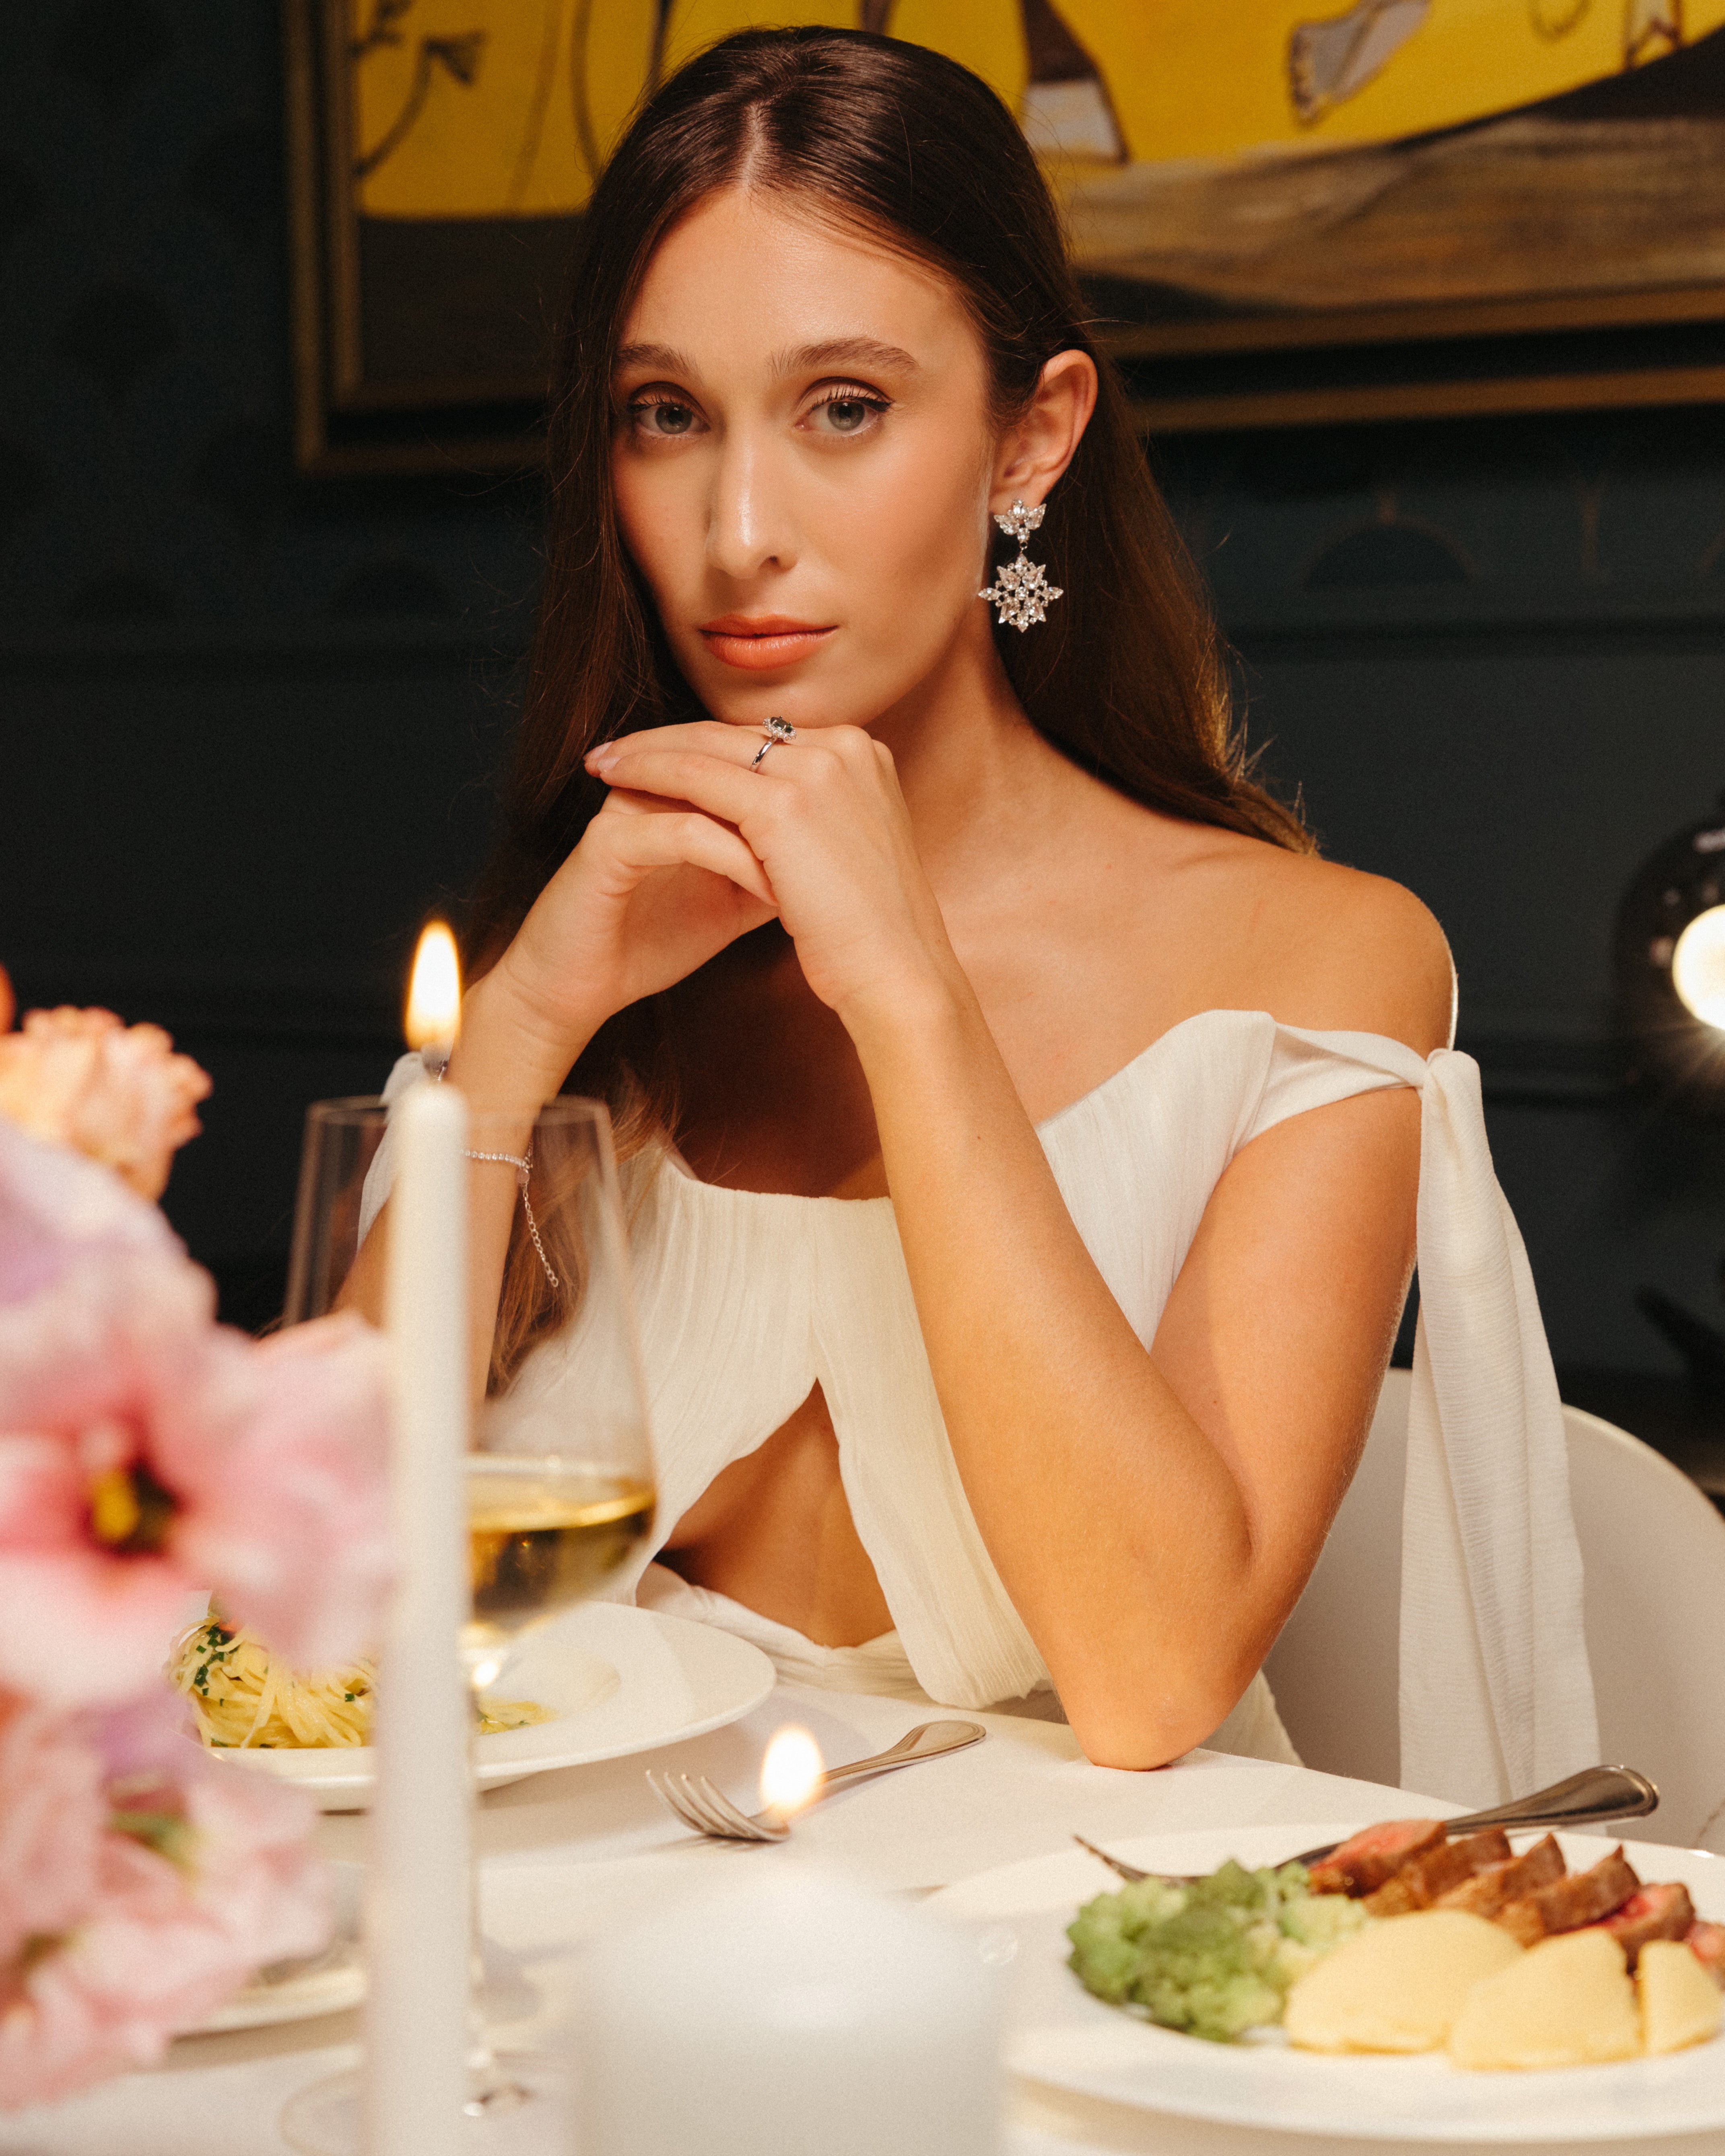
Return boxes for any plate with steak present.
[932,1824,1725,2141]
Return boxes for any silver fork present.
[1073,1763,1660,1886]
[647,1719,986,1843]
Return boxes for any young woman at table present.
[375,28,1595,1789]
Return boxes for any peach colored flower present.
[0,1691,328,2109]
[0,969,210,1203]
[0,1126,394,1703]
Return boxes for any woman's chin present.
[695,671,886,734]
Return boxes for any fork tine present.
[674,1774,757,1841]
[646,1769,707,1835]
[659,1770,733,1839]
[662,1773,723,1834]
[689,1774,774,1841]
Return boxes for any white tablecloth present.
[0,1684,1706,2156]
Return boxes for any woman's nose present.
[705,439,796,582]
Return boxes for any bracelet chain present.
[462,1147,561,1290]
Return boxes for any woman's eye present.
[808,391,886,436]
[632,399,698,437]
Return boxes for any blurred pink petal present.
[0,1244,217,1707]
[0,1693,105,1967]
[172,1314,395,1672]
[0,1117,178,1308]
[0,1164,393,1698]
[0,1006,210,1203]
[0,1697,328,2109]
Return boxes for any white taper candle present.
[363,1080,472,2156]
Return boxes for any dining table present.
[0,1679,1708,2156]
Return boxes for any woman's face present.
[610,188,1006,736]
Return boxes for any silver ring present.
[749,715,795,771]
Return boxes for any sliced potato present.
[1285,1911,1522,2054]
[1639,1939,1724,2057]
[1449,1929,1639,2070]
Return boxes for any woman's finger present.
[591,718,762,764]
[591,746,784,829]
[599,800,777,906]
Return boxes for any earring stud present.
[978,499,1063,632]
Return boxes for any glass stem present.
[463,1681,507,2106]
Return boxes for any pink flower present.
[168,1316,398,1676]
[0,1690,328,2109]
[0,972,211,1203]
[0,1110,177,1309]
[0,1128,394,1703]
[0,1692,106,1967]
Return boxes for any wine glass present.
[278,1093,655,2154]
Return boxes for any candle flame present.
[405,922,462,1050]
[759,1726,824,1816]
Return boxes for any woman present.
[371,28,1595,1794]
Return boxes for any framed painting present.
[284,0,1725,469]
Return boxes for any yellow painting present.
[350,0,1725,216]
[293,2,1725,450]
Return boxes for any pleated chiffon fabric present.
[369,1008,1598,1803]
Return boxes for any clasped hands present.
[484,719,961,1083]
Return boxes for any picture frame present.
[284,0,1725,472]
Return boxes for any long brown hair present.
[469,26,1308,1381]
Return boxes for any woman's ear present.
[990,350,1098,515]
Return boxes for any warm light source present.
[404,922,462,1053]
[1673,905,1725,1032]
[759,1726,824,1817]
[1614,797,1725,1112]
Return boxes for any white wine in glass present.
[465,1456,655,1680]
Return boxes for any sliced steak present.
[1308,1818,1446,1897]
[1435,1833,1566,1919]
[1591,1882,1697,1971]
[1687,1920,1725,1989]
[1496,1847,1641,1949]
[1364,1828,1515,1916]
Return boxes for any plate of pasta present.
[168,1601,776,1808]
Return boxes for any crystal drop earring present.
[978,498,1063,632]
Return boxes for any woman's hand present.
[585,720,958,1031]
[486,774,779,1085]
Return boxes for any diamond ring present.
[749,715,795,770]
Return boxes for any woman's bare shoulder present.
[1227,843,1455,1056]
[1131,815,1455,1057]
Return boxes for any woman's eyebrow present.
[611,336,919,379]
[773,337,919,377]
[613,342,694,375]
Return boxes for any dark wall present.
[4,2,1724,1371]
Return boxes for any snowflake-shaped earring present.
[978,498,1063,632]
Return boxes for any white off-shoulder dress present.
[370,1010,1600,1808]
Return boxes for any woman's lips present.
[697,616,835,671]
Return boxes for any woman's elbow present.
[1058,1661,1262,1772]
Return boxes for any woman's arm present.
[851,972,1426,1766]
[586,720,1452,1767]
[338,784,778,1397]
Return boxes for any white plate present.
[931,1823,1725,2142]
[209,1604,775,1810]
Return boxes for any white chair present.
[1264,1366,1725,1847]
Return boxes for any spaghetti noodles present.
[168,1616,552,1747]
